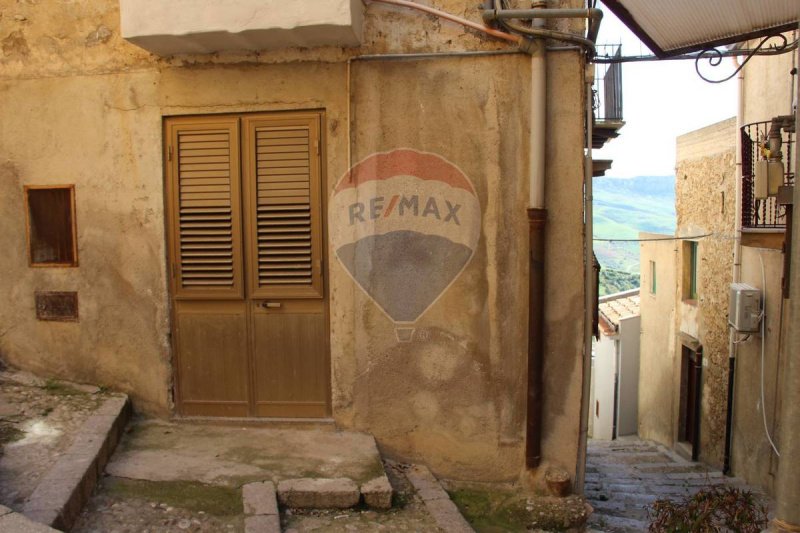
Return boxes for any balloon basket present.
[395,327,415,343]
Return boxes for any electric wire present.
[593,233,713,242]
[758,252,781,457]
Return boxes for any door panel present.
[166,112,329,419]
[175,301,250,417]
[252,301,327,417]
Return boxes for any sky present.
[593,2,739,178]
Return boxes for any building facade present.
[638,33,797,494]
[0,0,591,483]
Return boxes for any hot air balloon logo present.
[331,149,481,341]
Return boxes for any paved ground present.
[0,369,104,510]
[106,419,385,487]
[585,437,770,532]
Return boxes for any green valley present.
[593,175,676,296]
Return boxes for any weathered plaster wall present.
[0,0,586,481]
[616,314,640,437]
[729,38,796,492]
[637,234,678,447]
[731,247,785,492]
[591,334,617,440]
[675,118,736,468]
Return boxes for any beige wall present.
[729,34,796,491]
[675,118,736,468]
[731,247,786,492]
[638,234,678,446]
[0,0,587,482]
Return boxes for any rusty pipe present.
[526,207,547,468]
[366,0,522,44]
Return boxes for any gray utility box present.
[729,283,762,333]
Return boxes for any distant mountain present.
[594,175,676,294]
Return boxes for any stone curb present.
[277,478,360,509]
[0,504,58,532]
[243,481,281,533]
[22,395,131,531]
[405,465,474,533]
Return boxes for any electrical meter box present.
[729,283,761,332]
[754,160,784,198]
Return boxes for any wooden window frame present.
[649,260,657,294]
[682,240,699,302]
[23,185,79,268]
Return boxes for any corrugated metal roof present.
[602,0,799,57]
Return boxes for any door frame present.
[162,109,332,419]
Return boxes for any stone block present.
[244,514,281,533]
[243,481,278,516]
[277,478,360,509]
[0,511,59,532]
[360,476,393,509]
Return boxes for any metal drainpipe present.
[723,55,745,476]
[772,21,800,533]
[526,2,548,469]
[575,60,594,495]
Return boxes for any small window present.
[649,260,657,294]
[24,185,78,267]
[683,241,698,301]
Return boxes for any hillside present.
[594,175,676,295]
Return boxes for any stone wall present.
[0,0,587,482]
[675,117,736,468]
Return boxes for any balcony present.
[120,0,365,56]
[741,119,795,230]
[592,45,625,149]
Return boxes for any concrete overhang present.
[120,0,365,56]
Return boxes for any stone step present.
[590,512,649,533]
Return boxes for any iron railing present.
[594,45,623,122]
[741,120,795,229]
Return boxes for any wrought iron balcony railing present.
[741,120,795,230]
[591,45,624,149]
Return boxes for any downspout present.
[575,61,594,494]
[723,54,745,476]
[526,5,548,469]
[772,21,800,533]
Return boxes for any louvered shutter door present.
[243,115,323,299]
[167,118,244,300]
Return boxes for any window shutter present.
[166,117,244,299]
[243,114,323,299]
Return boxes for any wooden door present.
[165,112,329,418]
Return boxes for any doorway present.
[679,345,702,460]
[164,111,329,418]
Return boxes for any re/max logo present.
[348,195,461,226]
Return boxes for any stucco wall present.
[637,234,678,446]
[0,0,587,481]
[617,315,640,437]
[674,118,736,468]
[591,335,617,440]
[728,38,794,493]
[731,247,785,492]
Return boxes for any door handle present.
[259,301,282,309]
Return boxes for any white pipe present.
[530,30,547,209]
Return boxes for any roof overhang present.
[602,0,799,57]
